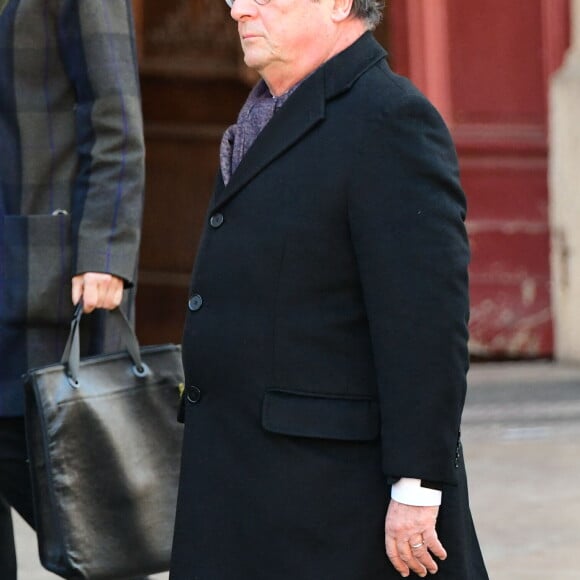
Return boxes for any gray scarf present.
[220,80,297,185]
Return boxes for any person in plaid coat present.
[0,1,144,577]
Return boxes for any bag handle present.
[61,301,147,387]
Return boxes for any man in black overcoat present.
[171,0,489,578]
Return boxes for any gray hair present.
[351,0,384,30]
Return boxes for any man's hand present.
[72,273,124,313]
[385,500,447,578]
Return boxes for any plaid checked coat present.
[0,0,144,416]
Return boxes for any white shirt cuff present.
[391,478,442,507]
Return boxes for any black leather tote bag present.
[24,304,184,579]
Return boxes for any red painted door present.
[389,0,570,358]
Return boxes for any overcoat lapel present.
[210,32,387,213]
[211,73,326,213]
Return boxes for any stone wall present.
[549,0,580,361]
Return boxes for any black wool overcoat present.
[170,32,488,580]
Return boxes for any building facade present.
[550,0,580,362]
[131,0,576,362]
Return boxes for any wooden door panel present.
[389,0,569,358]
[448,0,547,123]
[133,0,249,344]
[469,281,552,355]
[461,162,548,223]
[140,132,220,273]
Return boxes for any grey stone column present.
[549,0,580,361]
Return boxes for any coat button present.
[209,213,224,228]
[188,294,203,312]
[187,385,202,404]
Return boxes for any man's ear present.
[331,0,354,22]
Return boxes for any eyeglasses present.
[225,0,272,8]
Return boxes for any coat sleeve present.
[57,0,144,285]
[347,93,469,486]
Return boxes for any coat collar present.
[211,32,387,212]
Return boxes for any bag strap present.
[61,301,146,386]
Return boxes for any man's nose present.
[230,0,258,20]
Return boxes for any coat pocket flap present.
[262,390,379,441]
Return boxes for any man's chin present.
[243,55,266,73]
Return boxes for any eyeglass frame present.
[225,0,273,8]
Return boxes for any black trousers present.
[0,418,149,580]
[0,417,35,580]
